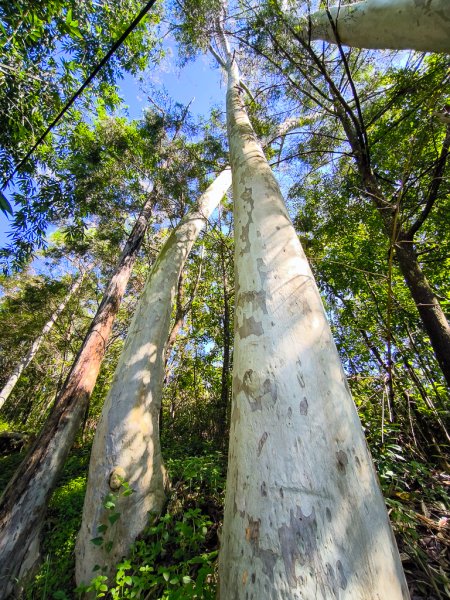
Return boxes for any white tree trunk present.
[306,0,450,53]
[75,168,232,585]
[217,39,409,599]
[0,271,85,411]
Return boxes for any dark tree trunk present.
[0,195,154,599]
[395,239,450,387]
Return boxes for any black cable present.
[2,0,159,191]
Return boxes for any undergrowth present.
[1,436,448,599]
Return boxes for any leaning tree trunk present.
[0,194,154,599]
[0,270,85,411]
[217,33,409,599]
[394,240,450,387]
[306,0,450,53]
[75,168,232,586]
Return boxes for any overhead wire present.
[1,0,160,192]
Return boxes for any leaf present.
[108,512,121,525]
[0,192,12,216]
[162,571,170,582]
[97,524,108,534]
[90,537,103,546]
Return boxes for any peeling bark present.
[217,32,409,600]
[306,0,450,53]
[75,168,231,585]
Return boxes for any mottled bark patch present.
[336,450,348,473]
[234,370,278,411]
[324,559,348,598]
[239,290,268,315]
[299,397,308,415]
[246,517,260,544]
[297,373,305,388]
[237,315,264,339]
[336,560,347,590]
[245,515,277,582]
[239,187,255,256]
[278,506,318,588]
[257,432,268,456]
[256,258,268,290]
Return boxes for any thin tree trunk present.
[335,100,450,387]
[306,0,450,53]
[0,194,154,599]
[0,271,85,411]
[75,168,232,586]
[216,30,408,600]
[395,240,450,387]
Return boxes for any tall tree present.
[76,168,232,584]
[205,14,408,599]
[0,268,86,410]
[0,109,175,596]
[0,189,155,599]
[236,3,450,386]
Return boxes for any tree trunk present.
[0,195,154,599]
[335,100,450,389]
[0,271,85,411]
[75,168,232,586]
[218,238,231,447]
[217,36,409,600]
[306,0,450,53]
[395,239,450,387]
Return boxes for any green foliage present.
[79,454,226,600]
[21,446,91,599]
[171,0,223,63]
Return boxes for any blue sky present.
[0,43,224,250]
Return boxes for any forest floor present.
[0,440,449,599]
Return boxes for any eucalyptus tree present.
[76,167,232,584]
[0,269,86,410]
[0,267,95,427]
[236,1,450,388]
[173,2,408,596]
[302,0,450,53]
[0,110,175,597]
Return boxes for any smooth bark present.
[306,0,450,53]
[0,271,85,411]
[217,34,409,599]
[0,195,154,599]
[75,168,232,586]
